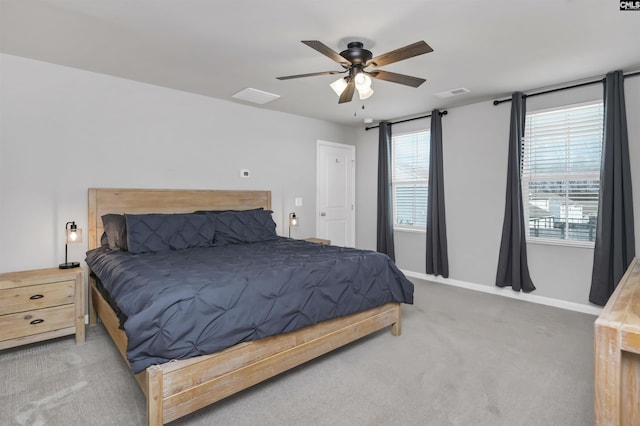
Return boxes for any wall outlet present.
[240,169,250,178]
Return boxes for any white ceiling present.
[2,0,639,127]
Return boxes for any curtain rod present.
[493,70,640,106]
[364,110,448,131]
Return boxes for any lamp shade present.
[355,73,374,99]
[66,227,82,244]
[330,77,348,96]
[357,86,374,100]
[354,73,372,90]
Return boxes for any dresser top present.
[596,257,640,334]
[0,267,83,290]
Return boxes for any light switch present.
[295,197,303,207]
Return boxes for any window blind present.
[522,102,603,243]
[392,131,430,229]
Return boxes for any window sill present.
[526,237,594,249]
[393,227,426,234]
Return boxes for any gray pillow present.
[125,213,216,254]
[102,214,128,251]
[211,209,278,245]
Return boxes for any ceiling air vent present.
[232,88,280,104]
[435,87,471,99]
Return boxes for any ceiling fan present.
[277,40,433,104]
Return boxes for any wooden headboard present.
[87,188,272,250]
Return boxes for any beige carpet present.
[0,279,596,426]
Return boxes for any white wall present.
[355,77,640,307]
[0,53,356,272]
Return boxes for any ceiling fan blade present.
[277,70,344,80]
[366,41,433,68]
[338,80,355,104]
[369,70,426,88]
[302,40,351,65]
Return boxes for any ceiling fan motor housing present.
[340,42,373,65]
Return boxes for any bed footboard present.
[90,276,402,425]
[141,302,401,425]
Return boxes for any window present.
[392,130,430,230]
[522,101,603,245]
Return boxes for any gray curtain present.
[377,121,395,261]
[426,110,449,277]
[589,70,636,306]
[496,92,536,292]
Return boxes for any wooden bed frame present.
[87,188,403,425]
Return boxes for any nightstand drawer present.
[0,280,75,315]
[0,304,75,341]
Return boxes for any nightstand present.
[0,267,84,350]
[304,238,331,245]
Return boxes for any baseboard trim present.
[402,270,603,316]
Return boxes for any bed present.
[86,188,413,425]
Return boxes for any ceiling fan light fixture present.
[354,73,371,90]
[330,77,348,96]
[357,86,374,100]
[354,72,373,100]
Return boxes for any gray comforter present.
[86,238,414,373]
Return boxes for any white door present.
[316,140,355,247]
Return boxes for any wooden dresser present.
[594,257,640,425]
[0,267,85,349]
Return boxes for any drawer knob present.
[29,319,44,325]
[29,294,44,300]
